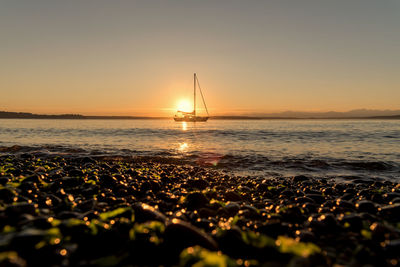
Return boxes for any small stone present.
[133,203,166,223]
[355,200,377,214]
[298,230,316,243]
[0,187,17,203]
[185,192,209,210]
[293,175,310,183]
[380,203,400,221]
[198,207,217,218]
[224,202,240,216]
[164,218,218,252]
[0,176,10,185]
[6,203,36,216]
[340,214,363,231]
[99,175,118,187]
[61,177,83,188]
[224,191,242,201]
[0,251,27,267]
[384,239,400,258]
[306,193,325,203]
[186,179,209,190]
[258,220,289,238]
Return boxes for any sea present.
[0,119,399,181]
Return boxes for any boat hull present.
[174,116,209,122]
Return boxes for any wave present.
[1,144,399,181]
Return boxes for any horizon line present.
[1,110,400,120]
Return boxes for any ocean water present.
[0,119,399,181]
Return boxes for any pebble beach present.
[1,153,400,266]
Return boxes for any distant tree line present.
[0,111,84,119]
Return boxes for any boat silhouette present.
[174,73,209,122]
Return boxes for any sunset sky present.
[1,0,399,116]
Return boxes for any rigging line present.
[196,76,209,116]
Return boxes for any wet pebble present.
[356,200,377,214]
[165,218,218,251]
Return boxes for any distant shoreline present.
[1,111,400,120]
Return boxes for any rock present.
[68,168,84,177]
[133,203,166,223]
[308,213,338,234]
[30,216,53,229]
[186,179,209,190]
[216,227,268,258]
[77,199,97,211]
[0,251,27,267]
[335,199,355,210]
[99,175,118,187]
[355,200,377,214]
[369,222,398,242]
[164,218,218,252]
[278,205,305,223]
[297,230,316,243]
[5,203,36,216]
[294,196,315,204]
[380,203,400,221]
[57,211,82,219]
[293,175,310,183]
[185,192,209,210]
[197,208,216,218]
[390,197,400,204]
[383,192,400,202]
[239,205,260,219]
[61,177,83,188]
[384,239,400,257]
[21,175,43,184]
[224,202,240,216]
[0,176,10,185]
[224,191,242,201]
[258,220,289,238]
[340,214,363,231]
[302,202,318,213]
[306,193,325,204]
[149,180,161,192]
[322,187,334,195]
[9,228,47,251]
[80,157,96,164]
[0,187,17,203]
[256,182,269,192]
[279,190,294,198]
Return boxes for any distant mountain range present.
[0,110,399,120]
[0,111,164,120]
[230,109,400,119]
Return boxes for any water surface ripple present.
[0,119,399,180]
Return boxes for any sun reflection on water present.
[179,142,188,151]
[181,122,187,131]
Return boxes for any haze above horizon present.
[1,1,399,116]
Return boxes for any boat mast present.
[196,75,209,117]
[193,73,196,116]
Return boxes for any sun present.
[177,99,192,112]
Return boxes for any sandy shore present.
[0,153,399,266]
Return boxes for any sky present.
[0,0,399,116]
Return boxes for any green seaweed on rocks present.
[180,246,237,267]
[99,207,134,221]
[130,221,165,244]
[276,236,321,257]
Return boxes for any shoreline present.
[1,144,399,183]
[1,111,400,120]
[1,153,399,266]
[1,117,400,120]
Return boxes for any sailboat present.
[174,73,209,122]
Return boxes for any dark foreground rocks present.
[0,154,399,266]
